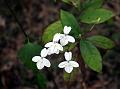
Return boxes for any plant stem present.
[47,69,59,89]
[77,43,87,89]
[4,0,29,39]
[89,24,96,32]
[89,18,101,32]
[66,73,72,89]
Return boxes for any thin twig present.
[4,0,28,38]
[89,24,96,32]
[77,43,87,89]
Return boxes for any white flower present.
[60,26,75,46]
[45,42,63,55]
[32,48,51,69]
[45,33,63,55]
[58,52,79,73]
[53,33,62,42]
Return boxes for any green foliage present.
[80,40,102,72]
[80,8,114,24]
[36,72,47,89]
[63,43,76,52]
[62,0,70,4]
[42,21,63,43]
[18,0,115,76]
[17,42,42,70]
[63,68,78,82]
[62,0,80,9]
[60,10,81,37]
[71,0,81,9]
[82,0,103,10]
[87,35,115,49]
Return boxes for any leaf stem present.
[89,18,100,32]
[4,0,29,39]
[89,24,96,32]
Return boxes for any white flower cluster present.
[32,26,79,73]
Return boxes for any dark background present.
[0,0,120,89]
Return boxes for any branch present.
[4,0,28,38]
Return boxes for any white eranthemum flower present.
[58,52,79,73]
[60,26,75,46]
[32,48,51,69]
[45,33,63,55]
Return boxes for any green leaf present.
[87,35,115,49]
[62,0,70,4]
[42,21,63,43]
[80,40,102,72]
[80,8,114,24]
[60,10,81,37]
[82,0,103,10]
[17,42,42,70]
[36,72,47,89]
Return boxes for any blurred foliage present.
[60,10,81,37]
[80,8,114,24]
[17,42,42,71]
[36,72,47,89]
[87,35,115,49]
[42,21,63,43]
[80,40,102,72]
[63,68,79,82]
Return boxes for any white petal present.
[69,61,79,67]
[60,37,68,46]
[43,58,51,67]
[47,47,53,55]
[59,34,64,39]
[67,35,75,43]
[47,46,58,54]
[64,65,73,73]
[58,61,68,68]
[47,48,52,55]
[45,42,53,47]
[64,52,72,61]
[53,33,61,42]
[41,48,48,57]
[32,56,41,62]
[63,26,71,34]
[55,50,59,54]
[56,43,63,51]
[50,46,57,54]
[36,60,44,69]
